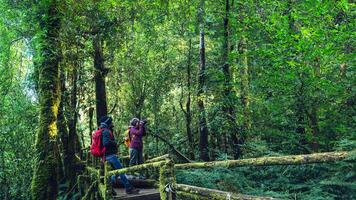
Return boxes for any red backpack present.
[90,128,113,157]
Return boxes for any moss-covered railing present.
[175,184,278,200]
[82,154,176,200]
[80,151,355,200]
[175,151,353,169]
[172,151,355,200]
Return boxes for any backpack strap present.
[99,128,114,161]
[128,129,131,141]
[100,128,114,138]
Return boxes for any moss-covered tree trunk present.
[31,1,61,199]
[234,2,250,159]
[237,34,249,159]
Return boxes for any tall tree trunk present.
[31,1,61,199]
[68,59,81,154]
[234,1,250,159]
[180,38,194,160]
[238,35,250,158]
[65,62,79,186]
[57,64,68,182]
[89,107,94,143]
[197,0,209,161]
[93,34,108,126]
[222,0,240,158]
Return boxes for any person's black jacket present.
[100,124,118,156]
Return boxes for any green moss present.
[31,152,58,200]
[177,191,208,200]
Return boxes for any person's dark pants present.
[105,154,132,191]
[129,148,143,166]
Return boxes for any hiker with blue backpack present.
[90,116,139,195]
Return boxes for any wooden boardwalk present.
[113,188,160,200]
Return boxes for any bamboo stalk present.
[107,160,166,177]
[175,151,353,169]
[176,184,279,200]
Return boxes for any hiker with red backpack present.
[91,116,139,195]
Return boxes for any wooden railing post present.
[159,157,176,200]
[104,161,113,200]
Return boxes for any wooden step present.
[113,188,160,200]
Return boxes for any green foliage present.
[0,0,354,199]
[177,161,356,199]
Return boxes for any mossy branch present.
[175,151,353,169]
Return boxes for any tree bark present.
[93,34,108,126]
[197,0,209,162]
[31,1,61,199]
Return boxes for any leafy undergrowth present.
[176,161,356,200]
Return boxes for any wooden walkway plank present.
[113,188,160,200]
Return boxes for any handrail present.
[103,157,175,200]
[107,160,167,176]
[175,184,280,200]
[82,151,355,199]
[175,151,353,169]
[145,154,170,163]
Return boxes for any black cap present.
[99,116,113,126]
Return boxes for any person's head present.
[130,118,140,128]
[99,116,113,129]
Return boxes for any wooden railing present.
[79,150,355,200]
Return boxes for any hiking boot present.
[112,189,117,196]
[126,187,140,194]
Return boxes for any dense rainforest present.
[0,0,355,199]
